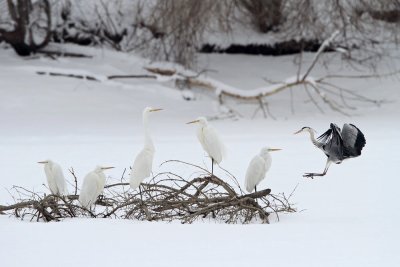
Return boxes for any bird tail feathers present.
[130,178,141,190]
[78,195,92,209]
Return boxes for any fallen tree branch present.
[37,50,93,58]
[108,74,157,79]
[300,30,339,82]
[33,31,385,116]
[36,71,100,81]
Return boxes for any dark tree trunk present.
[0,0,51,56]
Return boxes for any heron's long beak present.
[101,166,115,170]
[269,148,282,152]
[37,161,48,164]
[186,120,200,124]
[149,108,163,112]
[293,129,303,135]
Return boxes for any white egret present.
[38,160,68,195]
[130,107,163,190]
[187,117,226,175]
[79,166,114,208]
[244,147,281,193]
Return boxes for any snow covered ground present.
[1,44,399,266]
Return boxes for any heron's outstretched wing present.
[318,123,344,159]
[317,128,332,145]
[341,123,366,158]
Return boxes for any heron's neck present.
[143,113,154,150]
[308,130,321,147]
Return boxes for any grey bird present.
[294,123,366,178]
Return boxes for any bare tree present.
[136,0,217,67]
[0,0,51,56]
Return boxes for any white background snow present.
[0,43,399,266]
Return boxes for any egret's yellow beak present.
[101,166,115,170]
[149,108,163,112]
[269,148,282,152]
[294,129,303,135]
[37,161,48,164]
[186,120,200,124]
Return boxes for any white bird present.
[187,116,226,175]
[38,160,68,195]
[130,107,163,190]
[79,166,114,208]
[244,147,281,193]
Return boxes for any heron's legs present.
[303,159,332,178]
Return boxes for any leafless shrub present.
[0,160,295,224]
[51,0,132,50]
[236,0,283,33]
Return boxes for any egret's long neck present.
[143,113,154,150]
[308,129,321,147]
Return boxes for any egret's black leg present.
[254,186,258,204]
[138,185,143,202]
[211,158,214,176]
[304,160,332,178]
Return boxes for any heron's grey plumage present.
[299,123,366,178]
[342,124,366,158]
[317,123,366,163]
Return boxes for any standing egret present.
[244,147,281,193]
[130,107,163,190]
[186,117,226,175]
[294,123,366,178]
[79,166,114,208]
[38,160,68,195]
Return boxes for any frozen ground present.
[0,44,399,266]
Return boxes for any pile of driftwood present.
[0,161,295,224]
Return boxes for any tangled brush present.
[0,160,296,224]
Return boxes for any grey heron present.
[294,123,366,178]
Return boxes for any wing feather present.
[130,148,154,189]
[199,125,226,164]
[245,156,266,193]
[317,128,332,145]
[79,172,101,208]
[44,164,58,195]
[52,164,67,195]
[342,123,366,158]
[318,123,344,160]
